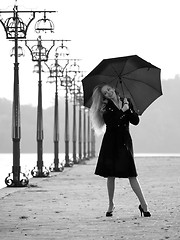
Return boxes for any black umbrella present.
[82,55,162,115]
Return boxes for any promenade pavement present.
[0,156,180,240]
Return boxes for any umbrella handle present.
[120,81,125,98]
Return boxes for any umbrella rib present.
[120,67,150,77]
[97,74,119,85]
[111,64,124,77]
[110,64,125,89]
[122,76,161,93]
[112,64,127,81]
[121,80,137,106]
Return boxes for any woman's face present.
[101,85,116,100]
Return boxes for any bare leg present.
[107,177,115,212]
[129,177,148,211]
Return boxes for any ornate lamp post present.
[60,69,73,167]
[87,109,91,159]
[0,3,55,186]
[83,107,87,160]
[25,36,56,177]
[68,61,82,164]
[47,54,62,171]
[82,107,90,160]
[46,54,63,172]
[76,88,84,162]
[56,58,81,167]
[46,41,70,171]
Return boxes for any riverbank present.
[0,156,180,239]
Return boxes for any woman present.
[90,84,151,217]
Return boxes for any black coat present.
[95,99,140,178]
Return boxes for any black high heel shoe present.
[106,206,115,217]
[139,205,151,217]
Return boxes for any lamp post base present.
[49,162,64,172]
[5,172,29,187]
[83,156,90,161]
[31,166,50,177]
[64,161,74,167]
[73,157,79,164]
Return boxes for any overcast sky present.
[0,0,180,107]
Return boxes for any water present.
[0,153,68,190]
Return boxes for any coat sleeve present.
[126,100,140,125]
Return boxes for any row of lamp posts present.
[46,56,96,168]
[0,3,56,186]
[0,3,96,187]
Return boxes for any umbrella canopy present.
[82,55,162,115]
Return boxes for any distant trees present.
[0,77,180,153]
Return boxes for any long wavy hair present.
[90,84,109,134]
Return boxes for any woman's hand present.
[100,103,106,113]
[100,99,108,113]
[122,98,129,112]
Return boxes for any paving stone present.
[0,157,180,240]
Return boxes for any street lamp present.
[46,40,70,171]
[25,36,56,177]
[47,57,75,168]
[74,87,84,162]
[47,54,63,172]
[87,109,91,159]
[0,3,55,186]
[83,107,87,160]
[10,45,24,57]
[60,68,73,167]
[35,12,54,33]
[83,107,91,160]
[68,61,81,164]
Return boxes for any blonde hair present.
[90,84,107,134]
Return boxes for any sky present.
[0,0,180,108]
